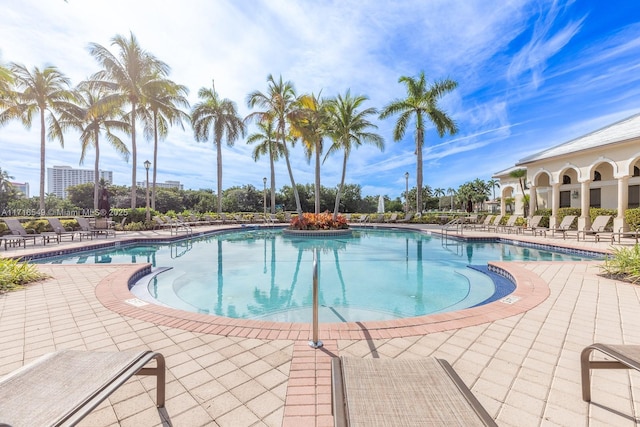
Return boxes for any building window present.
[562,175,571,184]
[593,171,601,181]
[590,188,601,208]
[560,191,571,208]
[630,185,640,209]
[634,166,640,177]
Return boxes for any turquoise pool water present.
[36,228,599,322]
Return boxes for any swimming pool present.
[36,228,599,323]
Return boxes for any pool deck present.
[1,223,639,426]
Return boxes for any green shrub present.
[126,208,159,224]
[124,221,146,231]
[601,244,640,284]
[0,258,47,293]
[625,208,640,231]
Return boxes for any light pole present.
[263,177,267,219]
[404,172,409,214]
[144,160,151,223]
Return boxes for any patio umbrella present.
[377,195,385,214]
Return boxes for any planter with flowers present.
[283,212,352,237]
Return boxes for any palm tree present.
[191,82,245,214]
[56,84,130,210]
[88,32,170,208]
[246,74,303,215]
[447,187,456,211]
[0,167,14,192]
[488,179,499,201]
[0,64,74,211]
[0,60,14,101]
[434,188,445,210]
[246,119,282,214]
[380,71,458,213]
[290,92,330,214]
[509,168,528,216]
[139,78,190,210]
[325,90,384,219]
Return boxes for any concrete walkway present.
[0,223,639,426]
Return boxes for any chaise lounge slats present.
[0,350,165,427]
[332,356,496,426]
[580,343,640,402]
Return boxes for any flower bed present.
[288,212,348,231]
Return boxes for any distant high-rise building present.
[47,165,113,199]
[9,182,29,198]
[137,180,183,190]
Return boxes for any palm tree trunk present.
[39,110,46,211]
[333,152,348,220]
[94,130,100,211]
[130,104,137,209]
[416,127,424,213]
[315,140,321,214]
[216,138,223,214]
[269,146,276,214]
[152,113,158,211]
[281,137,302,215]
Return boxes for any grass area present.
[0,257,47,293]
[600,244,640,284]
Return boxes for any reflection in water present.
[36,228,598,321]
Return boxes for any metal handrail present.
[309,248,323,348]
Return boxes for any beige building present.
[494,113,640,232]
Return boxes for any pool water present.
[36,228,598,323]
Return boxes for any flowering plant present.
[289,212,349,230]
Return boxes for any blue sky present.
[1,0,639,200]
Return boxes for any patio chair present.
[520,215,548,237]
[332,356,497,426]
[45,217,77,241]
[76,217,116,239]
[550,215,577,239]
[577,215,612,241]
[0,350,165,426]
[598,225,640,244]
[471,215,494,230]
[580,343,640,402]
[384,213,398,223]
[234,214,251,224]
[397,212,413,223]
[203,214,224,225]
[485,215,503,232]
[2,218,50,245]
[496,215,520,234]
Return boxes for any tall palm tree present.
[0,167,14,192]
[509,168,528,216]
[246,74,303,215]
[488,178,499,201]
[0,64,74,210]
[325,90,384,219]
[447,187,456,211]
[246,119,282,213]
[290,92,330,214]
[191,83,245,214]
[56,84,130,210]
[434,188,445,210]
[0,60,14,101]
[139,78,190,209]
[380,71,458,213]
[88,32,170,208]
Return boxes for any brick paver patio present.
[1,223,639,426]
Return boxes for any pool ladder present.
[442,217,465,241]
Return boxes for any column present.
[528,185,536,219]
[550,183,560,227]
[615,175,630,232]
[578,180,591,230]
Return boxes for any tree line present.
[0,31,473,218]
